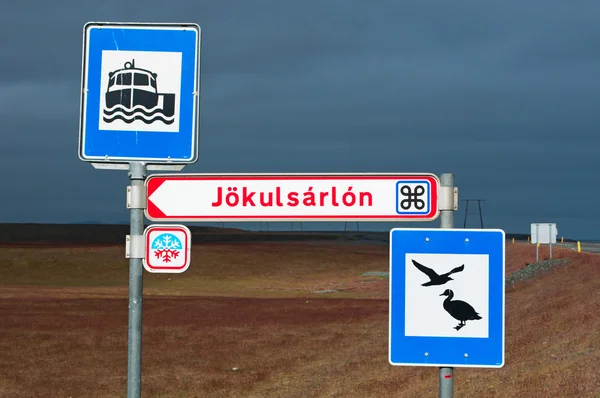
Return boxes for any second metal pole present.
[549,224,553,259]
[439,173,454,398]
[536,223,539,262]
[127,162,146,398]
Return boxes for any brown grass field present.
[0,240,598,397]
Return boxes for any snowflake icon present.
[143,225,191,273]
[151,233,182,263]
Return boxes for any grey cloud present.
[1,0,599,238]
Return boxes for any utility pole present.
[461,199,485,228]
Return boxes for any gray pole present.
[127,162,146,398]
[549,224,553,259]
[536,223,539,262]
[439,173,454,398]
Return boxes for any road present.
[551,242,600,254]
[352,235,600,254]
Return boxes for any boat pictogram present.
[102,59,176,125]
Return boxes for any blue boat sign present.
[78,22,201,164]
[389,228,505,368]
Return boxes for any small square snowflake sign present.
[143,225,191,273]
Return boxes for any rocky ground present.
[506,258,571,287]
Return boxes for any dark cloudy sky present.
[1,1,599,239]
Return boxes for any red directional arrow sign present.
[145,173,440,222]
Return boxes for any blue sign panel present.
[79,22,201,164]
[389,228,505,368]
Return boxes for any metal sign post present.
[389,207,505,398]
[390,174,506,398]
[536,223,540,262]
[549,223,553,259]
[127,162,146,398]
[439,173,455,398]
[531,222,557,262]
[78,21,202,398]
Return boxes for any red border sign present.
[145,173,440,222]
[143,224,191,273]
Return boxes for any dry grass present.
[504,242,573,274]
[0,240,598,397]
[0,241,391,298]
[0,240,564,298]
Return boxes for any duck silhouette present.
[411,259,464,286]
[439,289,482,331]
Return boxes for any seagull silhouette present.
[411,259,465,286]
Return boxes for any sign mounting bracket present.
[438,186,458,212]
[125,235,145,259]
[127,185,147,210]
